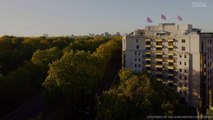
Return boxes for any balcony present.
[156,58,163,62]
[156,65,163,68]
[168,45,174,48]
[156,52,163,55]
[156,71,163,75]
[145,45,151,48]
[168,73,174,76]
[168,59,174,63]
[145,64,151,67]
[168,66,174,70]
[146,52,151,54]
[168,39,174,42]
[156,45,163,48]
[163,61,168,64]
[145,58,151,61]
[156,39,163,42]
[168,52,173,56]
[168,48,173,51]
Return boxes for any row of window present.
[207,54,212,60]
[179,69,188,73]
[179,75,188,80]
[146,45,185,51]
[207,77,212,83]
[179,61,187,66]
[146,41,174,45]
[134,58,141,62]
[135,64,141,68]
[208,39,212,44]
[179,83,188,87]
[207,69,212,75]
[207,47,212,52]
[179,54,187,58]
[134,51,141,55]
[207,62,212,68]
[146,47,174,51]
[145,39,185,43]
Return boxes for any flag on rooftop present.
[161,14,166,20]
[146,17,153,23]
[177,15,183,21]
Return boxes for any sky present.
[0,0,212,36]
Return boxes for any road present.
[1,93,48,120]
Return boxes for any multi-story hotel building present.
[122,23,213,109]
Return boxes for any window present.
[157,48,163,51]
[179,54,182,58]
[169,63,173,66]
[184,62,187,65]
[180,69,182,72]
[136,45,139,49]
[139,58,141,62]
[182,46,185,51]
[135,64,137,67]
[136,39,139,42]
[135,51,137,55]
[179,76,182,79]
[146,41,151,45]
[135,58,137,61]
[168,48,173,51]
[156,42,162,45]
[185,84,187,87]
[185,76,187,80]
[146,47,151,50]
[146,54,151,57]
[138,52,141,55]
[184,54,187,58]
[182,39,185,43]
[139,64,141,68]
[179,61,182,65]
[184,69,187,73]
[168,42,173,46]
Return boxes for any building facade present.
[122,23,213,109]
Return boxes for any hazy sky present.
[0,0,212,36]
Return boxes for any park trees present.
[42,51,101,118]
[95,69,195,119]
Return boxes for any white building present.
[122,23,213,110]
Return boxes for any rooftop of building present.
[126,23,206,37]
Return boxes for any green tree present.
[31,47,62,67]
[95,69,195,120]
[42,51,101,119]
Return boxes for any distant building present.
[122,23,213,110]
[114,32,121,36]
[42,34,48,38]
[89,33,95,37]
[104,32,110,37]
